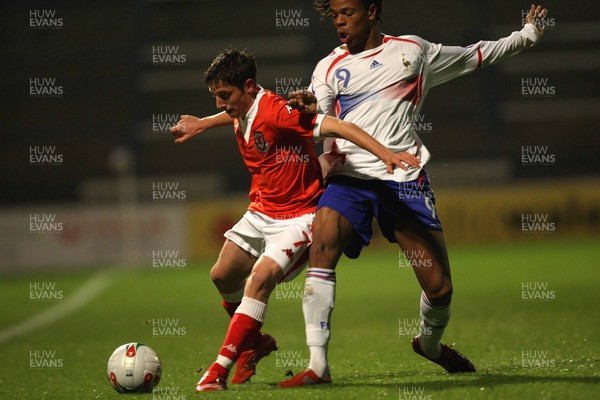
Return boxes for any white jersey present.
[311,24,542,182]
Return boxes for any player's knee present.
[310,210,347,268]
[209,263,229,290]
[425,279,453,306]
[246,263,281,296]
[310,237,342,268]
[309,239,328,257]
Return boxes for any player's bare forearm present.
[170,112,234,143]
[320,117,420,173]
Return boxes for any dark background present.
[3,0,599,205]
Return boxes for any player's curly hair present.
[313,0,383,23]
[204,47,257,90]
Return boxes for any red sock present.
[218,313,262,364]
[208,361,228,377]
[222,300,241,318]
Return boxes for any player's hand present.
[287,90,318,114]
[170,115,206,143]
[383,151,421,174]
[525,4,549,36]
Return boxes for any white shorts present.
[224,211,314,282]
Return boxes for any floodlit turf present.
[0,237,598,399]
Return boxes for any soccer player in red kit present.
[170,47,420,392]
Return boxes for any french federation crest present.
[253,131,269,153]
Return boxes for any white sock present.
[215,297,267,370]
[303,268,336,377]
[216,354,234,370]
[418,292,450,359]
[235,296,267,323]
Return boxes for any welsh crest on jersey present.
[253,131,269,153]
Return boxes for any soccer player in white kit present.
[279,1,549,386]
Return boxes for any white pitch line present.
[0,270,113,345]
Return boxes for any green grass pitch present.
[0,237,598,399]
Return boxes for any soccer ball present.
[107,343,162,393]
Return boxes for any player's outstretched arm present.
[427,4,549,88]
[320,117,420,173]
[170,112,234,143]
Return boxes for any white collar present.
[238,87,265,143]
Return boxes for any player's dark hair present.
[204,47,256,90]
[313,0,383,23]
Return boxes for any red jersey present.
[233,89,325,219]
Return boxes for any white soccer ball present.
[107,343,162,393]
